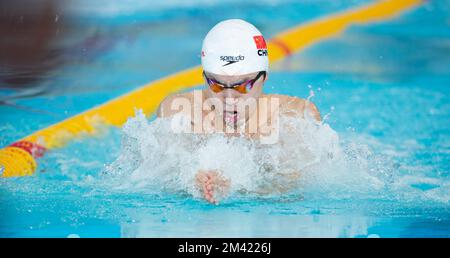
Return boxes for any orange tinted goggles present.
[204,71,266,94]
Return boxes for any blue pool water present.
[1,0,449,237]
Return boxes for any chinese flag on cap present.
[253,35,267,49]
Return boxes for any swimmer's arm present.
[196,169,230,204]
[157,93,191,118]
[156,95,174,118]
[280,95,321,121]
[156,103,164,118]
[305,101,321,121]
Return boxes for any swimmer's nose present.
[223,89,240,99]
[224,96,239,108]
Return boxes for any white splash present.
[102,109,449,204]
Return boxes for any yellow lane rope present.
[0,0,422,177]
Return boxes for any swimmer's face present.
[203,71,267,125]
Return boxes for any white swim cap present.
[201,19,269,76]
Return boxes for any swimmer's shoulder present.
[157,90,200,118]
[265,93,321,121]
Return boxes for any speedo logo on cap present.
[253,35,268,56]
[220,55,245,66]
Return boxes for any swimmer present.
[157,19,321,204]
